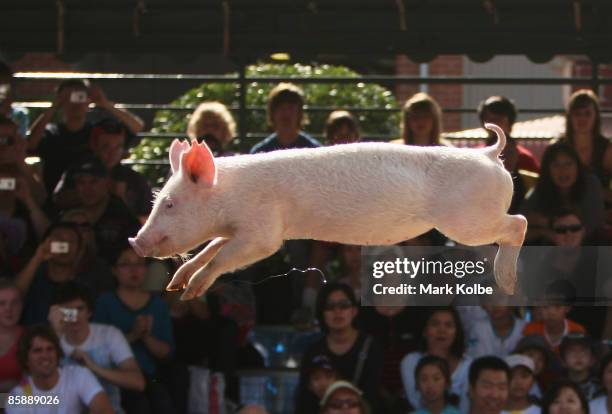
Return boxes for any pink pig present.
[129,123,526,300]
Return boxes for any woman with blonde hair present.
[562,89,612,192]
[186,101,236,156]
[401,92,448,146]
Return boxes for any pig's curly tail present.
[484,123,507,158]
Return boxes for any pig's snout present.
[128,237,148,257]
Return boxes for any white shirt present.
[502,404,541,414]
[61,323,133,413]
[401,351,472,414]
[6,365,103,414]
[590,396,611,414]
[466,317,527,359]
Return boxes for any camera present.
[70,91,89,103]
[0,135,15,146]
[0,177,16,191]
[60,308,78,322]
[0,83,10,100]
[50,241,70,254]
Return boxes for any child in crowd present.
[522,287,586,355]
[589,352,612,414]
[502,354,541,414]
[559,335,599,401]
[411,355,461,414]
[307,354,339,402]
[467,291,526,359]
[515,336,556,401]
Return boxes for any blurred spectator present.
[0,115,46,204]
[0,162,49,239]
[187,101,236,156]
[164,290,240,400]
[59,208,99,264]
[0,278,24,393]
[502,354,540,414]
[522,288,586,356]
[0,60,29,136]
[6,324,113,414]
[589,352,612,413]
[394,93,448,245]
[304,354,339,403]
[48,282,145,413]
[515,335,556,401]
[467,356,510,414]
[478,95,539,173]
[16,221,113,324]
[361,306,422,410]
[400,307,472,412]
[478,96,539,214]
[559,335,599,401]
[0,210,28,276]
[53,118,152,222]
[93,243,176,414]
[521,142,604,244]
[324,110,361,145]
[411,355,462,414]
[560,89,612,199]
[297,283,383,414]
[250,83,321,320]
[62,156,141,263]
[28,79,144,194]
[250,82,320,153]
[319,380,369,414]
[540,379,589,414]
[399,92,449,147]
[466,292,527,359]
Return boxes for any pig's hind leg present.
[177,235,283,300]
[437,213,527,294]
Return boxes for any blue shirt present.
[249,131,321,154]
[93,291,175,376]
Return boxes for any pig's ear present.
[179,139,217,187]
[169,139,190,174]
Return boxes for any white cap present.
[505,354,535,373]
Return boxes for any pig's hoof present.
[495,271,516,295]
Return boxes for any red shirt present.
[516,144,540,173]
[0,326,24,383]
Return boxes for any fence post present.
[238,61,247,150]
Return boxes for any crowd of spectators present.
[1,57,612,414]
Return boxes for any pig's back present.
[215,143,503,245]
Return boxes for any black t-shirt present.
[38,122,94,194]
[296,332,384,414]
[94,195,141,263]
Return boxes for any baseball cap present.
[306,354,335,375]
[505,354,535,373]
[70,157,109,178]
[560,334,595,357]
[320,380,362,407]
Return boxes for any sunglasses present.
[324,300,353,311]
[553,224,582,234]
[327,399,360,410]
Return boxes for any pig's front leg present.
[166,237,229,291]
[176,235,282,300]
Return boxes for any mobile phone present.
[50,241,70,254]
[60,308,78,322]
[0,177,16,191]
[70,91,88,103]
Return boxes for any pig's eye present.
[165,200,174,209]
